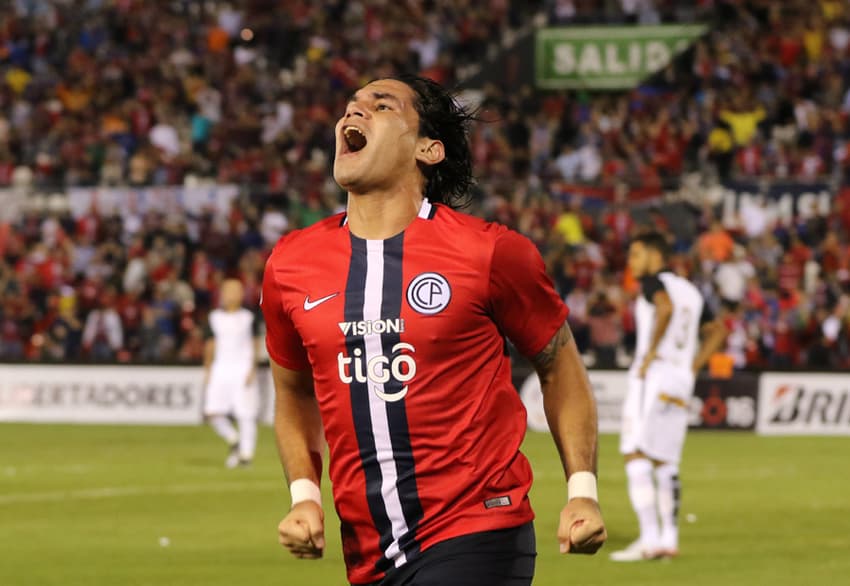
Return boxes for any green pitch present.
[1,425,848,586]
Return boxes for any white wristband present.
[290,478,322,508]
[568,471,598,502]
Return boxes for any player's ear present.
[415,138,445,167]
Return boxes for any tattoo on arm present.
[532,321,573,373]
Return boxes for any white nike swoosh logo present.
[303,293,339,311]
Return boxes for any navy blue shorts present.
[362,522,536,586]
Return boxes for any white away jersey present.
[206,308,259,369]
[633,271,708,372]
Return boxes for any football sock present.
[655,463,681,550]
[209,415,239,446]
[237,417,257,461]
[626,458,660,549]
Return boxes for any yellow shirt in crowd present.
[821,0,844,21]
[720,108,766,146]
[708,127,733,153]
[554,212,585,246]
[803,28,824,61]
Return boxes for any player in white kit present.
[203,279,261,468]
[611,232,727,561]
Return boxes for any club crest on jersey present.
[406,272,451,315]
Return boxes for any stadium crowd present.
[1,0,850,369]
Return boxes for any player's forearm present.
[646,307,672,357]
[203,340,214,370]
[275,393,323,484]
[251,337,261,369]
[271,362,323,485]
[534,323,599,478]
[692,321,729,373]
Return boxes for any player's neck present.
[346,184,424,240]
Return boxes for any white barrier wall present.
[585,370,760,432]
[520,370,627,433]
[1,365,847,435]
[0,365,275,425]
[520,370,629,433]
[0,365,206,424]
[757,373,850,436]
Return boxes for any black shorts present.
[362,522,536,586]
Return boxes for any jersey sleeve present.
[488,230,569,358]
[640,274,665,303]
[700,301,715,325]
[251,310,262,337]
[261,254,310,371]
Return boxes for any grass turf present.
[1,424,848,586]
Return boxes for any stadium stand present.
[0,0,848,368]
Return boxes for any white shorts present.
[619,361,695,464]
[204,365,259,419]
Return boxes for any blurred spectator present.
[0,318,24,359]
[178,326,206,363]
[260,205,289,248]
[720,98,766,148]
[587,291,623,368]
[715,246,755,310]
[81,292,123,361]
[698,220,735,265]
[43,294,83,361]
[554,200,588,246]
[707,122,735,181]
[565,284,590,352]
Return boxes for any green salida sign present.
[536,25,706,90]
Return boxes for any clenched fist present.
[278,501,325,559]
[558,498,607,554]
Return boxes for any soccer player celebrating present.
[203,279,261,468]
[610,232,727,562]
[261,75,606,585]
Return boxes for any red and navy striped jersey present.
[261,200,568,585]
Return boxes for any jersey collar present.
[339,198,434,227]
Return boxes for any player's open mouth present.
[343,126,367,154]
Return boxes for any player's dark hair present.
[388,74,476,209]
[632,231,671,259]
